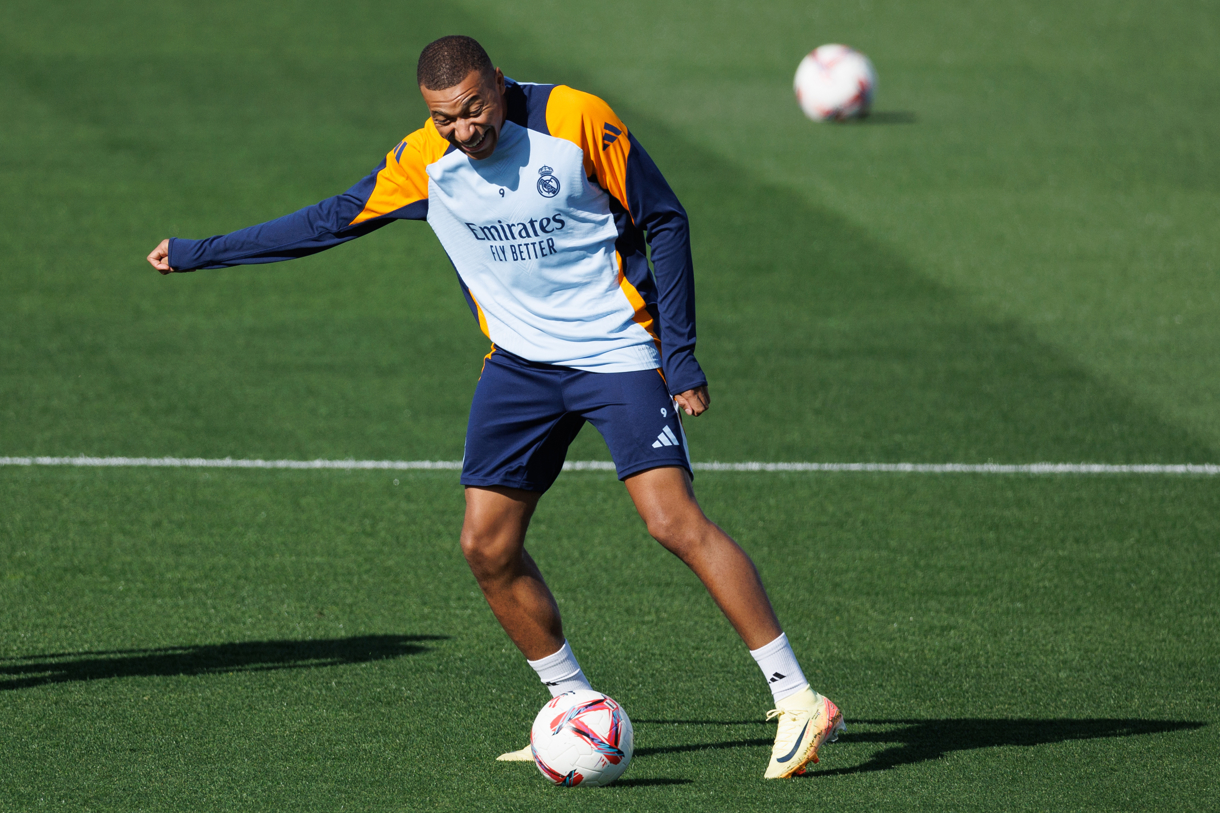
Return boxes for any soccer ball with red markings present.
[794,44,878,122]
[529,690,634,787]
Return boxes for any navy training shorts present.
[461,348,692,492]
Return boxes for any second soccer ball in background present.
[794,44,877,121]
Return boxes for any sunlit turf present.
[1,468,1217,811]
[1,0,1218,809]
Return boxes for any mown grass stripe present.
[1,457,1216,475]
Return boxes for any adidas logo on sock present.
[768,671,786,683]
[651,425,680,448]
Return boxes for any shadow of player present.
[633,717,1204,774]
[819,717,1205,776]
[0,634,447,690]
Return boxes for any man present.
[146,35,843,778]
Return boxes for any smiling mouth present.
[461,130,488,152]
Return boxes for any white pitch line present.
[0,456,1217,475]
[692,462,1220,474]
[0,456,461,471]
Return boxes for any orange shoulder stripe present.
[544,86,632,219]
[349,120,449,226]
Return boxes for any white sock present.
[527,640,592,697]
[750,632,809,703]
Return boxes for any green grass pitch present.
[2,0,1218,810]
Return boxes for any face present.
[420,68,507,160]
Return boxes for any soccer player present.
[146,35,843,778]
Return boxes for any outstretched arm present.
[147,160,422,273]
[147,126,446,273]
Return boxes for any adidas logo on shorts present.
[652,425,680,448]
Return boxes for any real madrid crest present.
[536,166,560,198]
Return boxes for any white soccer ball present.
[794,44,878,121]
[530,690,634,787]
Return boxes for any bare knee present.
[645,507,713,561]
[460,526,520,582]
[460,485,537,583]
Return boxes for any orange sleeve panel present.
[544,86,632,218]
[349,119,450,226]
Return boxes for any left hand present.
[674,385,710,417]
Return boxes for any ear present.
[494,68,505,94]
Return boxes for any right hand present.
[147,238,174,274]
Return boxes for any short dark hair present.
[417,36,494,90]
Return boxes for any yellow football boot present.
[763,685,845,779]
